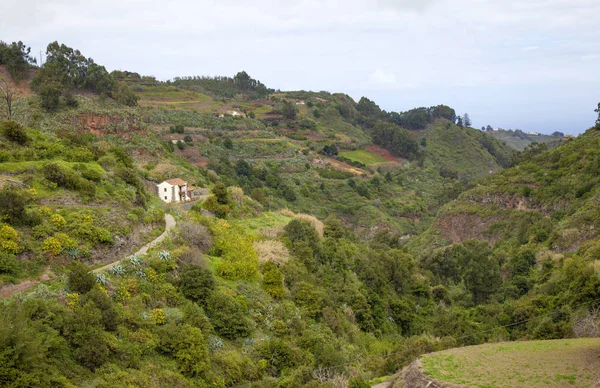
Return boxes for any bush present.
[38,80,63,111]
[0,252,19,274]
[262,261,285,299]
[0,224,20,254]
[254,240,289,265]
[177,221,212,252]
[113,82,138,106]
[179,264,215,306]
[0,121,29,145]
[42,237,62,256]
[205,293,253,339]
[202,195,230,218]
[68,262,96,293]
[0,188,33,224]
[282,219,320,250]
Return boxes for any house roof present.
[164,178,187,186]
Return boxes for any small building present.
[315,98,328,103]
[528,131,541,136]
[157,178,195,203]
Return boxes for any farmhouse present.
[157,178,195,203]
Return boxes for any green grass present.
[231,212,292,235]
[339,149,388,165]
[421,339,600,388]
[0,161,105,174]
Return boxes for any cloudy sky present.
[2,0,599,133]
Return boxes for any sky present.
[1,0,599,134]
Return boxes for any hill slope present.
[393,338,600,388]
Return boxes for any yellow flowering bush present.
[0,225,20,254]
[145,268,158,282]
[54,233,77,250]
[50,214,66,228]
[40,206,53,217]
[116,284,131,303]
[66,292,79,310]
[27,188,38,200]
[42,237,62,256]
[151,308,166,325]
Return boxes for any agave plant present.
[66,248,80,259]
[129,254,144,267]
[136,269,148,280]
[111,264,126,276]
[158,251,171,261]
[96,273,108,285]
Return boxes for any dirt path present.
[371,381,392,388]
[0,214,176,298]
[0,267,53,298]
[93,213,176,273]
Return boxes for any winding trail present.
[93,213,176,273]
[0,214,176,298]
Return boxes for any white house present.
[157,178,195,203]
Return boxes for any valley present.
[0,40,599,388]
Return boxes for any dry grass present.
[229,186,244,206]
[253,240,289,266]
[277,209,324,237]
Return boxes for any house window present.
[164,188,167,192]
[164,196,167,200]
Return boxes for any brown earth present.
[73,113,145,136]
[365,145,407,164]
[434,213,501,244]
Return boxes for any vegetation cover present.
[0,39,599,388]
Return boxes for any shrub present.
[212,221,260,280]
[254,240,289,265]
[50,214,66,228]
[202,195,230,218]
[282,219,320,250]
[293,214,324,237]
[206,293,253,339]
[294,281,323,317]
[179,264,215,306]
[262,261,285,299]
[0,252,19,274]
[0,121,29,145]
[42,237,62,256]
[0,188,33,224]
[0,224,20,254]
[230,186,244,206]
[38,80,63,111]
[177,221,212,252]
[68,262,95,294]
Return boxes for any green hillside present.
[1,39,599,388]
[393,338,600,388]
[487,129,564,151]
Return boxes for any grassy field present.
[339,149,388,165]
[420,338,600,388]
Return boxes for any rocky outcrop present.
[391,360,467,388]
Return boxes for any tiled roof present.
[164,178,187,186]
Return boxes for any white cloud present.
[369,69,397,85]
[581,54,599,60]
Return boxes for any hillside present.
[1,40,600,388]
[393,338,600,388]
[487,129,564,151]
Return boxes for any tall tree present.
[595,102,600,124]
[456,115,464,128]
[463,113,472,127]
[0,41,36,83]
[0,78,16,120]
